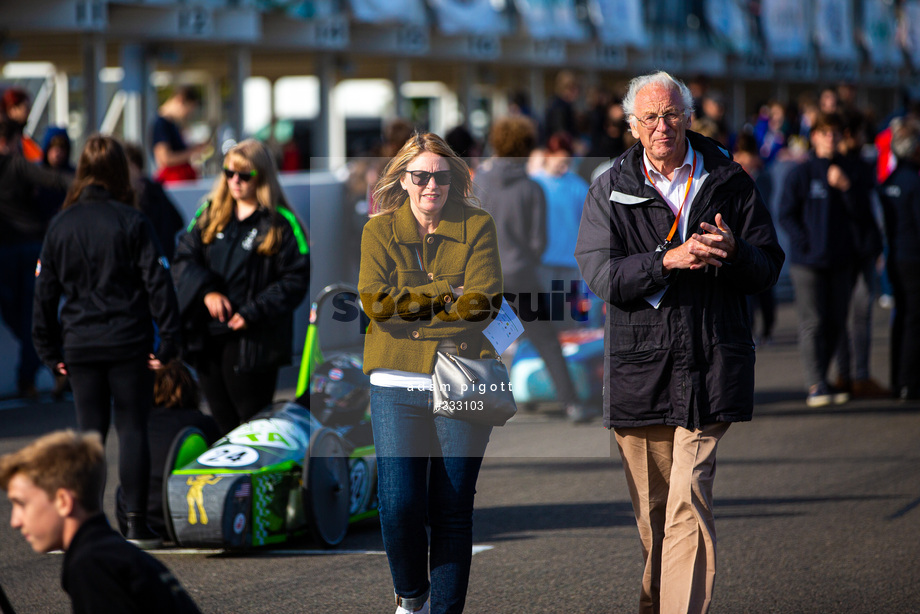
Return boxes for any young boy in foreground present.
[0,430,202,614]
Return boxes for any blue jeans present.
[0,242,43,387]
[370,385,492,614]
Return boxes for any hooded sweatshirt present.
[473,157,547,283]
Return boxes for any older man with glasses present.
[575,72,784,613]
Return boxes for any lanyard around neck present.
[643,150,697,245]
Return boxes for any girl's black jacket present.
[171,202,309,372]
[32,185,181,368]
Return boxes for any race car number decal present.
[198,444,259,467]
[226,419,307,451]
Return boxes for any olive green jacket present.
[359,200,503,375]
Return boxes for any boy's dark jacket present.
[171,202,309,372]
[32,185,181,369]
[779,153,880,268]
[575,131,785,429]
[63,514,201,614]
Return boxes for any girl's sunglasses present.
[223,168,257,182]
[406,170,452,186]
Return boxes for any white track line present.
[143,545,495,556]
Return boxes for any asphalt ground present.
[1,301,918,613]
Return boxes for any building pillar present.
[120,43,148,145]
[459,63,476,127]
[316,54,342,169]
[81,34,106,134]
[228,46,251,145]
[529,68,545,124]
[733,80,746,135]
[53,70,69,130]
[394,59,411,120]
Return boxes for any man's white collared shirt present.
[642,140,709,242]
[641,140,709,309]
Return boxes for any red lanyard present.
[643,150,697,245]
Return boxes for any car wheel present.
[302,428,350,548]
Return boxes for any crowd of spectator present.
[0,70,919,614]
[343,72,914,405]
[3,73,918,404]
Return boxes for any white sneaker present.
[395,603,429,614]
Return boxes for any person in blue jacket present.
[531,131,592,326]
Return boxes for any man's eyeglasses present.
[223,168,258,182]
[406,170,452,186]
[635,112,685,129]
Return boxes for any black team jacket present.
[32,185,180,369]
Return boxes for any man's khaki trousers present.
[614,422,730,614]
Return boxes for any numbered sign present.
[198,445,260,468]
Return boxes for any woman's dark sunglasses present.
[406,170,452,186]
[223,168,257,182]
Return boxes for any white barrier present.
[0,171,354,398]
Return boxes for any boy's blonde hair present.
[0,430,105,512]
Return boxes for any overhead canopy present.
[703,0,755,54]
[346,0,427,24]
[761,0,811,59]
[901,0,920,69]
[588,0,649,48]
[861,0,902,67]
[512,0,587,41]
[428,0,510,36]
[814,0,857,62]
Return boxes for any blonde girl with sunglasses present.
[172,139,309,434]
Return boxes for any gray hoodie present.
[473,157,546,285]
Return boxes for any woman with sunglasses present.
[172,139,309,434]
[359,133,502,614]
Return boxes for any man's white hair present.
[622,71,694,126]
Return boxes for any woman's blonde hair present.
[199,139,290,255]
[371,132,478,217]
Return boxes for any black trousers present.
[68,357,152,515]
[196,334,278,435]
[889,260,920,397]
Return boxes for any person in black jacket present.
[172,139,309,434]
[779,112,860,408]
[575,72,784,614]
[877,117,920,400]
[0,118,71,398]
[32,134,180,548]
[831,112,887,398]
[0,430,201,614]
[124,142,184,262]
